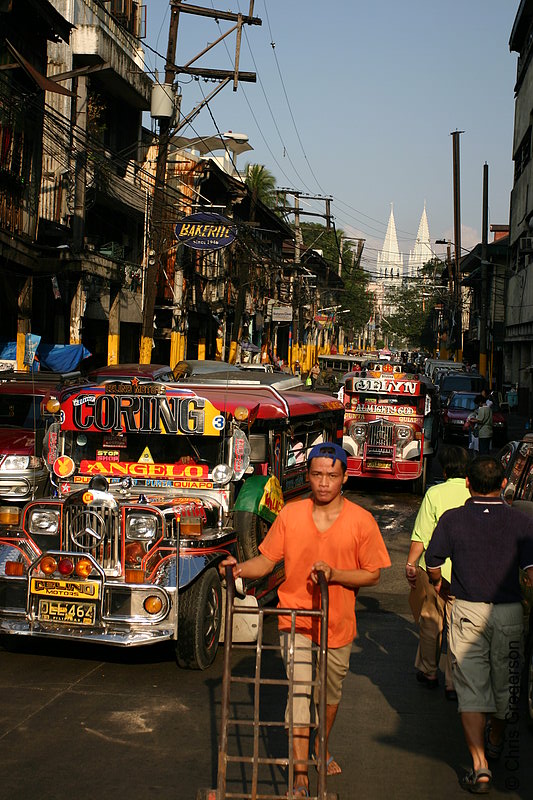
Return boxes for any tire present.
[0,634,23,652]
[412,457,427,496]
[176,570,222,670]
[234,510,270,561]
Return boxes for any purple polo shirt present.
[425,496,533,603]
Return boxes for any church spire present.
[408,205,432,278]
[377,205,403,281]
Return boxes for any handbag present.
[472,423,480,437]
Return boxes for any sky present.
[142,0,518,277]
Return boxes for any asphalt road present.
[1,467,532,800]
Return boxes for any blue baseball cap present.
[307,442,347,467]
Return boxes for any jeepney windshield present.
[62,431,225,469]
[0,393,45,429]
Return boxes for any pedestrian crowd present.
[407,448,533,794]
[220,440,533,797]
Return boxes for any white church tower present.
[377,205,403,283]
[408,204,432,279]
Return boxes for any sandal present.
[287,787,309,798]
[310,750,341,775]
[460,767,492,794]
[309,730,341,776]
[484,722,504,761]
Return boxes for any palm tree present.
[244,163,276,209]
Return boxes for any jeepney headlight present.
[212,463,233,485]
[395,425,414,447]
[0,455,41,472]
[28,509,60,534]
[126,513,158,540]
[348,422,367,442]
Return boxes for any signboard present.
[272,305,293,322]
[62,389,226,436]
[78,462,209,479]
[352,378,421,395]
[175,212,236,251]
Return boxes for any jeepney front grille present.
[367,420,394,450]
[63,503,120,572]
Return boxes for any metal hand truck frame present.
[197,566,338,800]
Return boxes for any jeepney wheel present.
[176,570,222,670]
[234,510,270,561]
[412,457,428,496]
[0,634,23,653]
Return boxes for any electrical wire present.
[261,0,326,195]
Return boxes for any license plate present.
[366,460,392,470]
[31,578,99,600]
[38,599,96,625]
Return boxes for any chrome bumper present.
[0,617,175,646]
[0,471,48,503]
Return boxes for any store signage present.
[175,212,236,251]
[272,306,293,322]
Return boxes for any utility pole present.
[451,130,464,361]
[479,162,489,380]
[292,194,303,367]
[140,2,182,364]
[277,190,333,370]
[140,1,261,364]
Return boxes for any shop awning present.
[6,40,74,97]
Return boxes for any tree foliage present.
[381,261,445,349]
[299,222,371,337]
[244,163,277,209]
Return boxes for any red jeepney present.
[341,363,437,493]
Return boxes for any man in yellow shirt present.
[406,445,470,699]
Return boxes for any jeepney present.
[316,353,369,393]
[0,376,343,669]
[341,363,437,493]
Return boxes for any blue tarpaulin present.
[0,341,91,372]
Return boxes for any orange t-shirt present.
[259,497,391,648]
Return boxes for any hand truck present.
[197,566,338,800]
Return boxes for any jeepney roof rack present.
[181,372,303,391]
[0,369,82,384]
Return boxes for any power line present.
[261,0,326,194]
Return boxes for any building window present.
[514,126,531,183]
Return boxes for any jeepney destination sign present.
[62,390,225,435]
[175,212,236,251]
[353,378,420,395]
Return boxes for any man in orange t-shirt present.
[221,442,390,797]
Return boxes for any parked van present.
[439,372,485,407]
[424,358,464,381]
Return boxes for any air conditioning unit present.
[519,236,533,253]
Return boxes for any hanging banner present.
[24,333,41,366]
[175,212,236,251]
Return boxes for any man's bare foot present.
[313,748,342,775]
[326,756,341,775]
